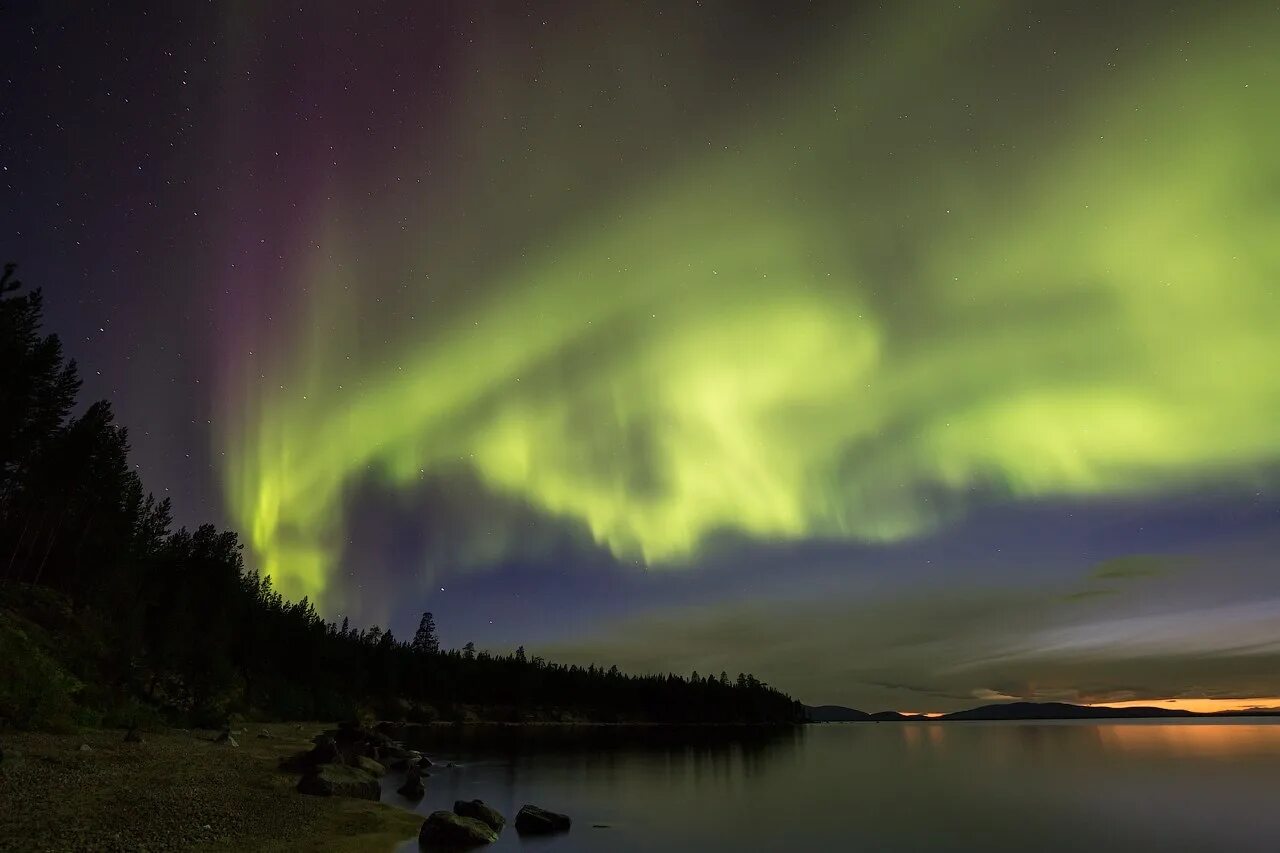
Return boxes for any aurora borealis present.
[4,0,1280,711]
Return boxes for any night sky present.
[3,1,1279,712]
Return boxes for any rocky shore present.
[279,722,574,850]
[0,723,419,852]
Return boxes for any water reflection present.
[1091,720,1280,757]
[390,721,1280,852]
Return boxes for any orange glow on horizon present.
[894,698,1280,716]
[1088,697,1280,714]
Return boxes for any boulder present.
[453,799,505,832]
[334,724,396,748]
[311,735,341,764]
[256,729,273,739]
[418,756,434,769]
[79,743,92,752]
[330,725,369,750]
[296,764,380,800]
[214,729,238,747]
[123,727,144,743]
[352,755,387,777]
[418,811,498,848]
[397,766,425,799]
[368,730,398,750]
[515,804,571,835]
[283,735,343,773]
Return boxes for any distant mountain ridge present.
[805,705,871,721]
[939,701,1194,720]
[806,700,1280,722]
[804,705,928,721]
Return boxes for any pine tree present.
[411,611,439,654]
[0,262,807,728]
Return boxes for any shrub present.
[0,616,80,731]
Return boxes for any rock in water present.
[352,755,387,776]
[453,799,505,832]
[397,766,425,799]
[296,765,381,800]
[397,778,425,799]
[515,804,571,835]
[419,811,498,848]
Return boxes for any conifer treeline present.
[0,265,803,725]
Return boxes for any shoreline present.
[0,723,419,853]
[0,717,796,851]
[6,715,1275,850]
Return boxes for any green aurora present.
[221,3,1280,606]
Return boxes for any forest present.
[0,264,803,729]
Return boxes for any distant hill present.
[805,706,936,722]
[805,705,871,722]
[939,702,1195,721]
[805,700,1280,724]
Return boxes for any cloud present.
[543,555,1280,712]
[1090,554,1190,582]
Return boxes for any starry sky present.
[3,0,1279,712]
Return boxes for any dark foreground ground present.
[0,723,419,853]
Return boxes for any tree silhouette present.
[411,611,439,654]
[0,264,805,728]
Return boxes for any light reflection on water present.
[390,720,1280,852]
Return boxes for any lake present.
[390,720,1280,851]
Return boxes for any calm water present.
[390,720,1280,852]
